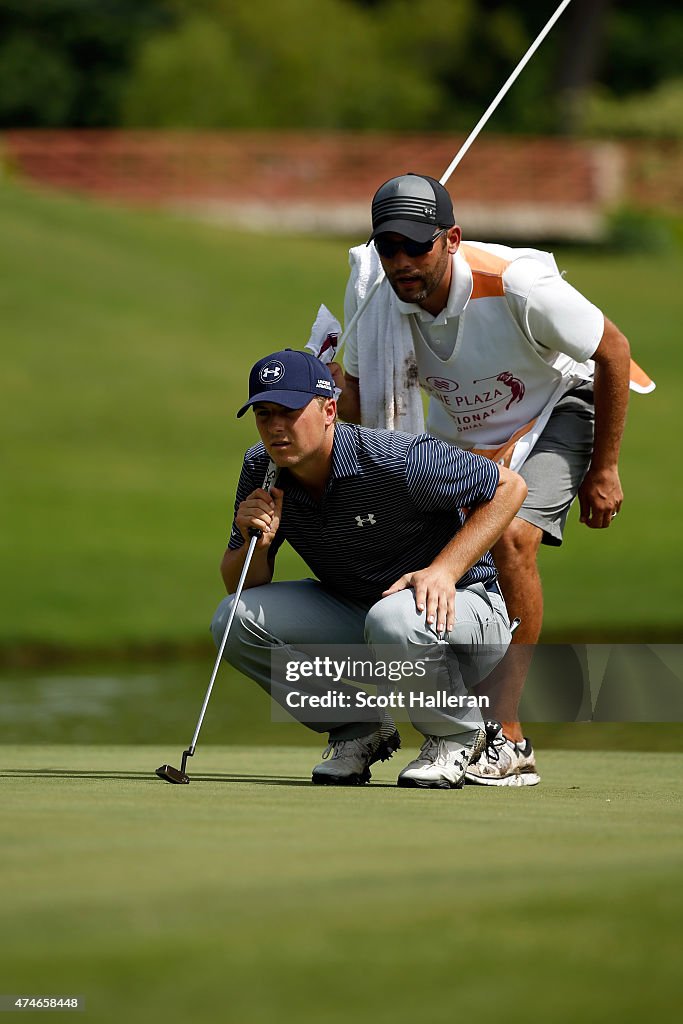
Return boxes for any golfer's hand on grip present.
[236,487,283,548]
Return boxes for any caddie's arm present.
[578,317,630,529]
[329,363,361,423]
[220,486,284,593]
[383,467,527,637]
[330,270,363,423]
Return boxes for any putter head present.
[156,763,190,785]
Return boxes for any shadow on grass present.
[0,768,401,788]
[1,769,156,780]
[0,768,317,787]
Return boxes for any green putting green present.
[2,744,681,1024]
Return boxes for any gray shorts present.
[516,382,595,546]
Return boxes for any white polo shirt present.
[343,244,604,376]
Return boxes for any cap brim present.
[236,391,315,418]
[368,218,439,244]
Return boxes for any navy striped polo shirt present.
[228,423,500,607]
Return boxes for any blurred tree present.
[121,14,257,128]
[601,0,683,94]
[577,0,683,137]
[1,0,682,134]
[0,30,75,126]
[584,77,683,138]
[0,0,173,127]
[554,0,612,134]
[123,0,451,129]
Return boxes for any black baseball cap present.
[237,349,335,418]
[368,173,455,243]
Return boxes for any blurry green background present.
[1,0,682,138]
[1,181,681,654]
[2,0,682,657]
[1,7,682,1024]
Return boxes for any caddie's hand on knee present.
[578,466,623,529]
[236,486,284,547]
[383,566,456,638]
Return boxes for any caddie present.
[211,348,528,789]
[331,173,649,786]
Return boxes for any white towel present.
[305,303,341,363]
[305,303,342,398]
[348,245,424,434]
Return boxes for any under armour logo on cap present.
[237,348,336,418]
[259,360,285,383]
[368,173,455,244]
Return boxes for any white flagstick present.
[337,0,574,351]
[439,0,573,186]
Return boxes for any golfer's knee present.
[211,594,284,669]
[211,595,231,642]
[210,595,246,661]
[364,591,424,647]
[494,517,542,569]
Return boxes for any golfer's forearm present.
[336,374,361,423]
[590,318,630,470]
[220,544,273,593]
[432,469,527,579]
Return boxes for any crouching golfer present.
[212,349,527,788]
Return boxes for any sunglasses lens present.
[404,239,433,257]
[374,231,443,259]
[374,238,400,258]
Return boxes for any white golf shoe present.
[311,726,401,786]
[397,732,484,789]
[465,721,541,787]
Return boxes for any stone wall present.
[3,130,680,241]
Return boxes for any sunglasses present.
[373,228,447,260]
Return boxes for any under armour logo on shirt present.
[355,514,377,527]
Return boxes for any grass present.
[3,181,680,1024]
[1,744,681,1024]
[1,179,682,651]
[1,181,350,649]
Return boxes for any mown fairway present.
[1,181,682,651]
[1,744,681,1024]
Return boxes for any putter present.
[156,460,278,784]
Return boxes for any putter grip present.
[246,459,279,540]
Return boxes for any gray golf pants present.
[211,579,511,742]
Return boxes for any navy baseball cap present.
[368,173,455,243]
[237,349,335,418]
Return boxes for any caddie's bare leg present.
[490,518,544,740]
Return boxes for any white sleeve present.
[504,258,605,364]
[342,268,360,378]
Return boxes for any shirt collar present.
[280,424,360,506]
[396,249,473,325]
[331,423,361,479]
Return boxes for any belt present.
[483,578,502,597]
